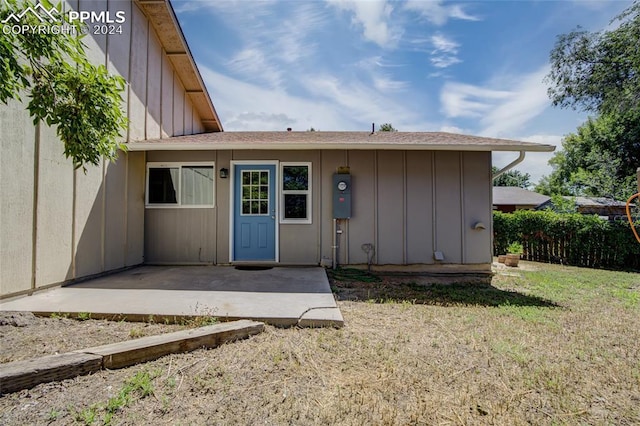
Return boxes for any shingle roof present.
[493,186,551,206]
[572,197,627,207]
[127,131,557,152]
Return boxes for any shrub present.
[493,210,639,270]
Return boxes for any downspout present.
[493,151,526,180]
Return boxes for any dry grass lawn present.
[1,260,639,425]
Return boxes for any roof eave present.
[125,142,556,152]
[135,0,223,132]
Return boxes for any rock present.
[0,312,38,327]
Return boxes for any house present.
[492,186,551,213]
[1,0,221,298]
[536,196,628,219]
[0,0,555,299]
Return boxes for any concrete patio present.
[0,266,343,327]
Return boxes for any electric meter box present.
[333,173,352,219]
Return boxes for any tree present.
[492,167,532,189]
[0,0,128,170]
[546,2,640,114]
[540,1,640,200]
[535,112,638,199]
[378,123,397,132]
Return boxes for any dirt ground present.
[0,262,638,425]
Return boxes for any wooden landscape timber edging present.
[0,320,264,395]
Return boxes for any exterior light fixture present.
[219,168,229,179]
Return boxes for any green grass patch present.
[71,370,159,425]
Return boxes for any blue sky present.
[172,0,633,184]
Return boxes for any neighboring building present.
[492,186,551,213]
[537,196,628,219]
[0,0,555,299]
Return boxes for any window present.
[241,170,270,215]
[280,163,311,223]
[146,163,214,207]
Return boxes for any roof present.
[126,131,557,152]
[136,0,222,132]
[492,186,550,206]
[572,197,627,208]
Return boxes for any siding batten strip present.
[344,150,349,265]
[373,150,378,265]
[126,3,133,143]
[159,49,164,139]
[144,18,150,141]
[431,152,437,254]
[124,154,129,265]
[402,151,407,264]
[30,122,40,291]
[71,167,76,278]
[101,159,106,272]
[312,151,322,267]
[460,153,465,263]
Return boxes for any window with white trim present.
[280,163,311,223]
[146,163,215,207]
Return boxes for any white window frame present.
[145,162,215,208]
[239,169,271,217]
[280,162,312,224]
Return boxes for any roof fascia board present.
[125,143,555,152]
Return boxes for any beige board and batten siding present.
[0,0,212,298]
[144,151,218,264]
[142,149,492,269]
[322,150,492,268]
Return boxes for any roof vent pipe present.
[493,151,526,180]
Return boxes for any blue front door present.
[233,164,276,261]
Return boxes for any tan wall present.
[141,150,492,269]
[1,1,208,297]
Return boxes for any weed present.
[74,405,98,425]
[50,312,69,319]
[128,328,145,339]
[490,340,531,366]
[497,303,556,325]
[48,408,61,421]
[77,312,92,321]
[70,370,158,425]
[329,267,381,283]
[182,304,219,328]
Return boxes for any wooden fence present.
[493,210,640,270]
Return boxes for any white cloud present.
[440,67,552,137]
[373,75,408,92]
[404,0,480,26]
[326,0,400,48]
[429,33,462,68]
[201,66,350,130]
[200,65,433,131]
[439,125,465,134]
[480,68,551,137]
[227,48,282,88]
[431,33,458,52]
[441,83,512,118]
